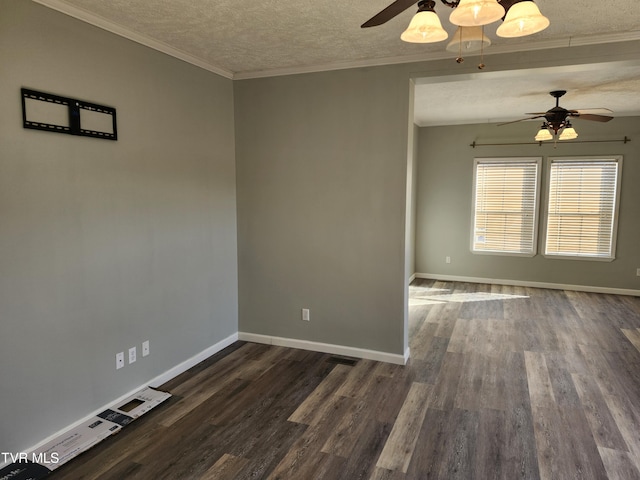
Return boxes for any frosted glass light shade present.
[559,126,578,140]
[449,0,505,27]
[535,126,553,141]
[496,0,550,38]
[446,26,491,53]
[401,11,448,43]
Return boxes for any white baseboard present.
[9,330,405,469]
[238,332,407,365]
[148,332,238,388]
[408,273,416,284]
[6,332,238,468]
[414,273,640,297]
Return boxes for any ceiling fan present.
[361,0,551,67]
[499,90,614,141]
[361,0,521,28]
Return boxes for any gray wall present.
[416,118,640,289]
[233,42,640,359]
[234,68,412,356]
[0,1,237,452]
[404,117,419,353]
[408,122,419,279]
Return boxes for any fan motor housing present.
[545,106,569,124]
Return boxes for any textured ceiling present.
[36,0,640,77]
[33,0,640,124]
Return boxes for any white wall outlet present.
[446,256,451,264]
[116,352,124,370]
[302,308,310,321]
[128,346,136,364]
[142,340,150,357]
[637,268,640,277]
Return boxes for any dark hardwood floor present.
[49,280,640,479]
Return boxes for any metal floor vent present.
[326,355,358,366]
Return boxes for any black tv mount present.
[21,88,118,141]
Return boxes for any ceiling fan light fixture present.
[534,123,553,141]
[401,8,449,43]
[449,0,505,27]
[496,0,550,38]
[446,26,491,53]
[559,122,578,140]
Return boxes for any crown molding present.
[31,0,640,81]
[32,0,234,79]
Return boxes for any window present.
[544,156,622,260]
[472,158,541,256]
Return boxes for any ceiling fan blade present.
[571,113,614,122]
[497,115,544,126]
[361,0,418,28]
[573,108,614,115]
[524,112,548,115]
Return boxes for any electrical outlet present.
[142,340,150,357]
[116,352,124,370]
[302,308,310,321]
[637,268,640,277]
[446,256,451,264]
[128,346,136,364]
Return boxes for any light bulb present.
[497,1,550,38]
[559,126,578,140]
[450,0,505,27]
[535,125,553,141]
[401,10,448,43]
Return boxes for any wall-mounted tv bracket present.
[21,88,117,141]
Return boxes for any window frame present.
[542,155,623,262]
[470,157,542,257]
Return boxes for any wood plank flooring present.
[49,280,640,479]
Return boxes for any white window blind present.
[545,157,622,260]
[472,158,540,256]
